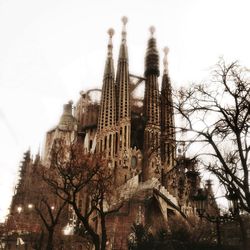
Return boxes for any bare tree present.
[173,59,250,249]
[43,139,122,250]
[34,197,67,250]
[30,165,68,250]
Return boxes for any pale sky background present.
[0,0,250,222]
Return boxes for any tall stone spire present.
[116,16,131,151]
[161,47,176,173]
[114,16,131,186]
[143,27,161,181]
[97,28,117,156]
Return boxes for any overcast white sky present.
[0,0,250,221]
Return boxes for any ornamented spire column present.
[115,17,131,186]
[161,47,176,174]
[97,28,117,157]
[116,16,130,150]
[143,27,161,181]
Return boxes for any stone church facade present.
[5,18,217,250]
[42,17,205,249]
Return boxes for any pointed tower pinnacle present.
[117,16,128,61]
[143,26,161,181]
[161,47,176,175]
[97,28,117,156]
[121,16,128,44]
[145,26,160,77]
[163,47,169,74]
[104,28,115,77]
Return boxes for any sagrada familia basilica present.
[4,17,217,249]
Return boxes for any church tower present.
[116,17,131,154]
[160,47,176,174]
[97,28,117,158]
[142,27,161,181]
[115,17,131,186]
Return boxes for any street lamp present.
[27,204,33,209]
[226,192,239,216]
[17,206,22,214]
[193,189,237,247]
[194,188,207,217]
[193,189,224,246]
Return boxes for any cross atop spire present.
[163,47,169,74]
[121,16,128,44]
[107,28,114,58]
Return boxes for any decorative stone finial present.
[163,47,169,74]
[107,28,115,57]
[122,16,128,25]
[149,26,156,37]
[163,46,169,55]
[121,16,128,43]
[108,28,115,38]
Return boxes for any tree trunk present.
[215,219,221,247]
[93,237,100,250]
[100,215,107,250]
[46,229,54,250]
[238,215,248,250]
[38,230,44,250]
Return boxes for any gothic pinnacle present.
[121,16,128,43]
[103,28,115,78]
[163,47,169,74]
[117,16,128,61]
[107,28,114,58]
